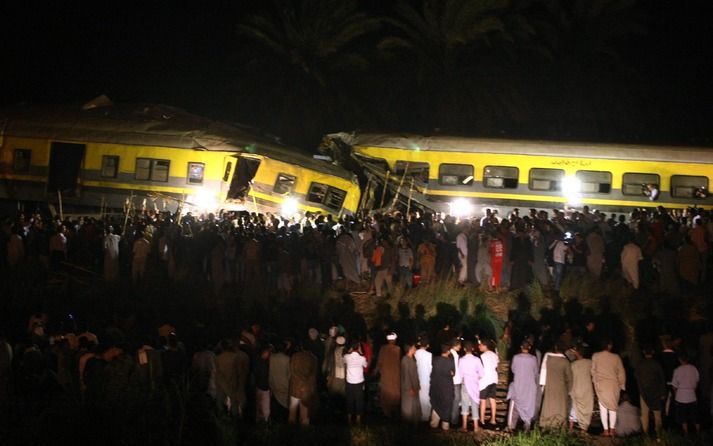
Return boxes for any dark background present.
[1,0,712,149]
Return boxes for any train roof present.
[0,98,355,180]
[330,132,713,164]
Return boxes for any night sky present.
[2,0,712,148]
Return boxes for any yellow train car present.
[0,101,359,216]
[328,133,713,215]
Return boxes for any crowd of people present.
[1,203,711,298]
[0,202,712,441]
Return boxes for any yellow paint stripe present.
[425,189,692,209]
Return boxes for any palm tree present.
[232,0,382,146]
[377,0,540,134]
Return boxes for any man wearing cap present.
[376,332,402,418]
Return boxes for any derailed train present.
[326,132,713,216]
[0,100,360,217]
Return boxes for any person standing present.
[549,235,569,294]
[269,341,291,421]
[344,340,368,425]
[288,342,318,425]
[569,344,594,432]
[507,340,538,432]
[430,345,455,431]
[620,238,643,289]
[376,332,402,418]
[489,235,504,292]
[326,336,347,396]
[478,339,499,427]
[103,226,121,281]
[397,238,414,289]
[456,225,470,285]
[539,341,573,428]
[449,338,463,426]
[215,339,250,419]
[459,341,484,432]
[373,239,395,298]
[131,230,151,284]
[400,341,421,424]
[417,238,437,284]
[591,340,626,437]
[585,228,605,280]
[635,345,666,439]
[415,336,433,422]
[671,353,700,435]
[255,346,271,423]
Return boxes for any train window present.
[307,182,347,211]
[223,162,233,182]
[307,182,329,204]
[135,158,170,182]
[529,168,564,191]
[576,170,612,194]
[13,149,31,172]
[274,173,296,194]
[187,162,205,184]
[101,156,119,178]
[394,161,430,185]
[439,164,474,186]
[671,175,709,198]
[483,166,519,189]
[325,187,347,211]
[622,173,660,196]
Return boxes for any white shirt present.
[415,348,432,388]
[104,234,121,259]
[672,364,699,404]
[451,348,463,385]
[479,350,499,389]
[456,232,468,257]
[343,351,368,384]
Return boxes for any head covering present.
[386,332,397,341]
[336,336,346,345]
[308,328,319,341]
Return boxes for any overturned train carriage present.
[326,132,713,215]
[0,101,360,216]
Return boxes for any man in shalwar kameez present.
[415,337,433,421]
[400,342,421,424]
[377,332,402,418]
[336,232,360,289]
[620,239,643,289]
[569,344,594,432]
[539,342,572,428]
[507,341,539,432]
[430,346,455,431]
[591,341,626,437]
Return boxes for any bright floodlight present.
[562,176,582,206]
[190,188,219,210]
[449,198,474,218]
[281,197,299,217]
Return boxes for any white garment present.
[415,348,433,421]
[479,350,499,390]
[343,352,367,384]
[451,348,463,385]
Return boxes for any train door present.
[47,142,85,197]
[227,155,261,200]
